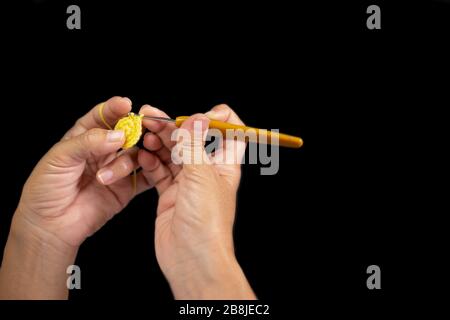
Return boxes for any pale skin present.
[0,96,255,300]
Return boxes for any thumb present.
[47,128,125,167]
[176,114,211,175]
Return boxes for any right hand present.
[138,104,255,299]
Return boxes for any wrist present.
[12,205,79,258]
[166,247,256,300]
[0,208,78,299]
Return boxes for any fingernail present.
[107,130,124,142]
[205,109,226,120]
[140,104,159,116]
[205,110,217,118]
[122,97,132,105]
[148,105,161,113]
[97,169,114,184]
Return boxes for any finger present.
[205,104,246,183]
[143,131,163,151]
[138,149,173,195]
[96,147,139,185]
[205,103,245,126]
[143,132,181,176]
[143,132,172,165]
[176,114,211,173]
[139,105,177,150]
[48,128,125,167]
[63,96,132,139]
[135,170,155,195]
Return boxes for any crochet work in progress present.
[113,112,144,149]
[98,103,144,194]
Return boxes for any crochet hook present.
[142,115,303,148]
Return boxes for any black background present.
[0,0,448,317]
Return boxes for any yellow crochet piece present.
[97,103,141,195]
[114,112,144,149]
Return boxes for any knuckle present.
[83,128,103,144]
[120,156,134,172]
[74,118,83,128]
[109,96,122,103]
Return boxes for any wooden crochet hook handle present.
[175,116,303,148]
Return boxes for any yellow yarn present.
[98,102,112,130]
[114,112,144,149]
[98,103,142,195]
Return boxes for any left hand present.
[15,96,153,248]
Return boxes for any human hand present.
[13,96,157,250]
[1,96,157,298]
[138,104,255,299]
